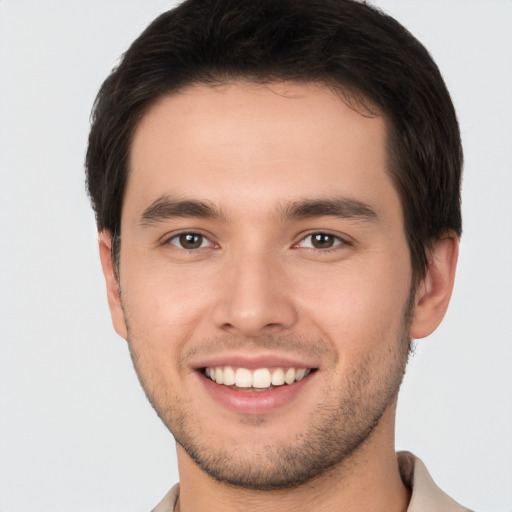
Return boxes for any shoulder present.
[398,451,474,512]
[151,456,474,512]
[151,483,179,512]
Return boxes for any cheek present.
[120,274,202,399]
[299,253,411,348]
[119,256,215,356]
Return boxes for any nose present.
[211,248,298,336]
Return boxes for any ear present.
[98,230,128,340]
[410,233,459,339]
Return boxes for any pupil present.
[312,233,333,248]
[180,233,202,249]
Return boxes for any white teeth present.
[285,368,296,385]
[235,368,252,388]
[223,366,236,386]
[271,368,285,386]
[253,368,271,388]
[204,366,312,389]
[295,368,306,381]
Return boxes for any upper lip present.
[191,352,320,370]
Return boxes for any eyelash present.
[165,231,348,252]
[295,232,347,251]
[166,232,216,250]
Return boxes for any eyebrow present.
[280,197,378,222]
[138,195,378,227]
[139,196,223,226]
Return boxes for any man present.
[85,0,470,510]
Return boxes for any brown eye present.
[298,233,343,250]
[311,233,335,248]
[169,233,208,249]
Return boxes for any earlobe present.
[410,233,459,339]
[98,230,128,340]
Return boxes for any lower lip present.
[198,371,315,415]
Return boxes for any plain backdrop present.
[1,1,511,511]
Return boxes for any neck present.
[175,406,410,512]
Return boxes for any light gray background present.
[1,1,511,510]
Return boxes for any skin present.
[99,81,458,512]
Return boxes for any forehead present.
[126,81,398,223]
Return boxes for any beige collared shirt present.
[152,451,472,512]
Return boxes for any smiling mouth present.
[202,366,315,391]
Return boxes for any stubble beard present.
[125,297,413,491]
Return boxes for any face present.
[108,82,417,488]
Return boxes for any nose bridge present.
[212,242,297,335]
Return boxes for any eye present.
[298,232,344,250]
[168,232,212,250]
